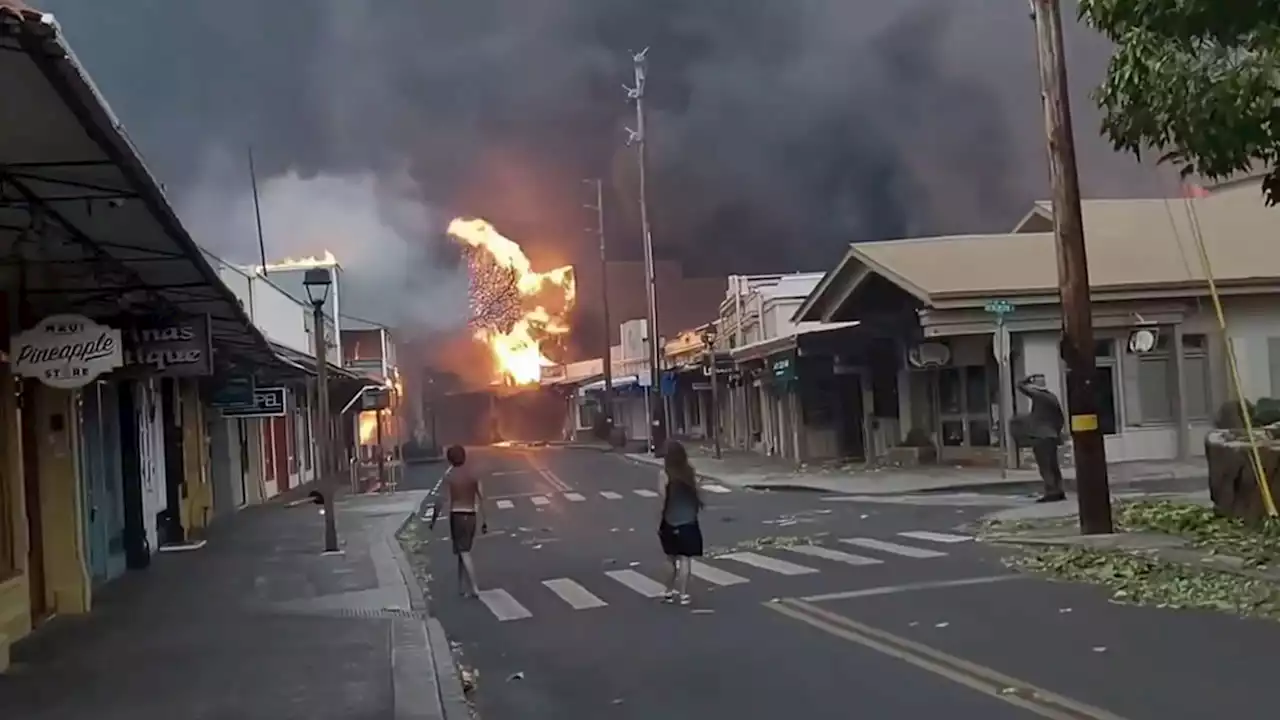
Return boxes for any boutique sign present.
[116,314,214,377]
[10,314,124,389]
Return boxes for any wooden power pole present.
[1031,0,1114,534]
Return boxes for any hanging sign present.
[116,314,214,377]
[221,386,288,418]
[10,314,123,389]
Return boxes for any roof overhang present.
[1011,202,1054,233]
[266,341,363,383]
[926,278,1280,311]
[730,321,862,363]
[0,9,276,372]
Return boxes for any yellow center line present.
[765,598,1130,720]
[522,451,572,492]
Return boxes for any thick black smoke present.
[41,0,1169,323]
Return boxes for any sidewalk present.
[0,491,465,720]
[626,444,1207,496]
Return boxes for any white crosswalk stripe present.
[701,484,731,494]
[542,578,607,609]
[465,531,978,620]
[495,499,515,510]
[605,569,667,598]
[599,491,623,500]
[633,489,659,498]
[563,492,587,502]
[897,531,972,544]
[478,589,533,621]
[839,537,947,559]
[690,560,749,586]
[783,544,883,566]
[531,496,551,507]
[717,551,818,575]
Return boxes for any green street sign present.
[984,299,1014,315]
[771,354,797,383]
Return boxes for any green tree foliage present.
[1079,0,1280,204]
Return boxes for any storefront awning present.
[0,10,277,372]
[578,375,642,394]
[730,321,862,363]
[262,341,363,383]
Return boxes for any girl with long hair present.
[657,440,705,605]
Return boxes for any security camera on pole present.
[625,47,667,456]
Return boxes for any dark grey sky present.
[40,0,1173,328]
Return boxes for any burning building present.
[414,217,578,446]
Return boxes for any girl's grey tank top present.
[662,476,699,526]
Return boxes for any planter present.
[1205,426,1280,524]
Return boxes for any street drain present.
[265,606,426,620]
[326,608,425,620]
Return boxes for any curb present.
[980,530,1280,585]
[558,443,616,453]
[389,507,471,720]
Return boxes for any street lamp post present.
[700,325,722,460]
[304,267,339,553]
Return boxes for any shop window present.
[937,365,996,447]
[1132,333,1210,425]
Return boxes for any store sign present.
[362,388,391,411]
[10,314,123,389]
[118,315,213,377]
[221,386,288,418]
[209,377,255,408]
[771,355,797,383]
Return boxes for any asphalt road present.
[404,448,1280,720]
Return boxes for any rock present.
[1205,426,1280,523]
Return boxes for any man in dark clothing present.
[1013,374,1067,503]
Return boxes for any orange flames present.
[447,218,576,385]
[358,411,378,445]
[260,250,339,272]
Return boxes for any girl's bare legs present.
[663,555,679,600]
[460,551,481,597]
[675,557,693,601]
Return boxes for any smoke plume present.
[177,149,470,331]
[41,0,1172,323]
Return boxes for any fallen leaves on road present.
[1005,546,1280,619]
[1116,501,1280,569]
[706,533,828,557]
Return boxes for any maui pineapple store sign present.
[10,314,123,389]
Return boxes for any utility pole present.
[584,178,615,434]
[1031,0,1113,534]
[625,47,666,456]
